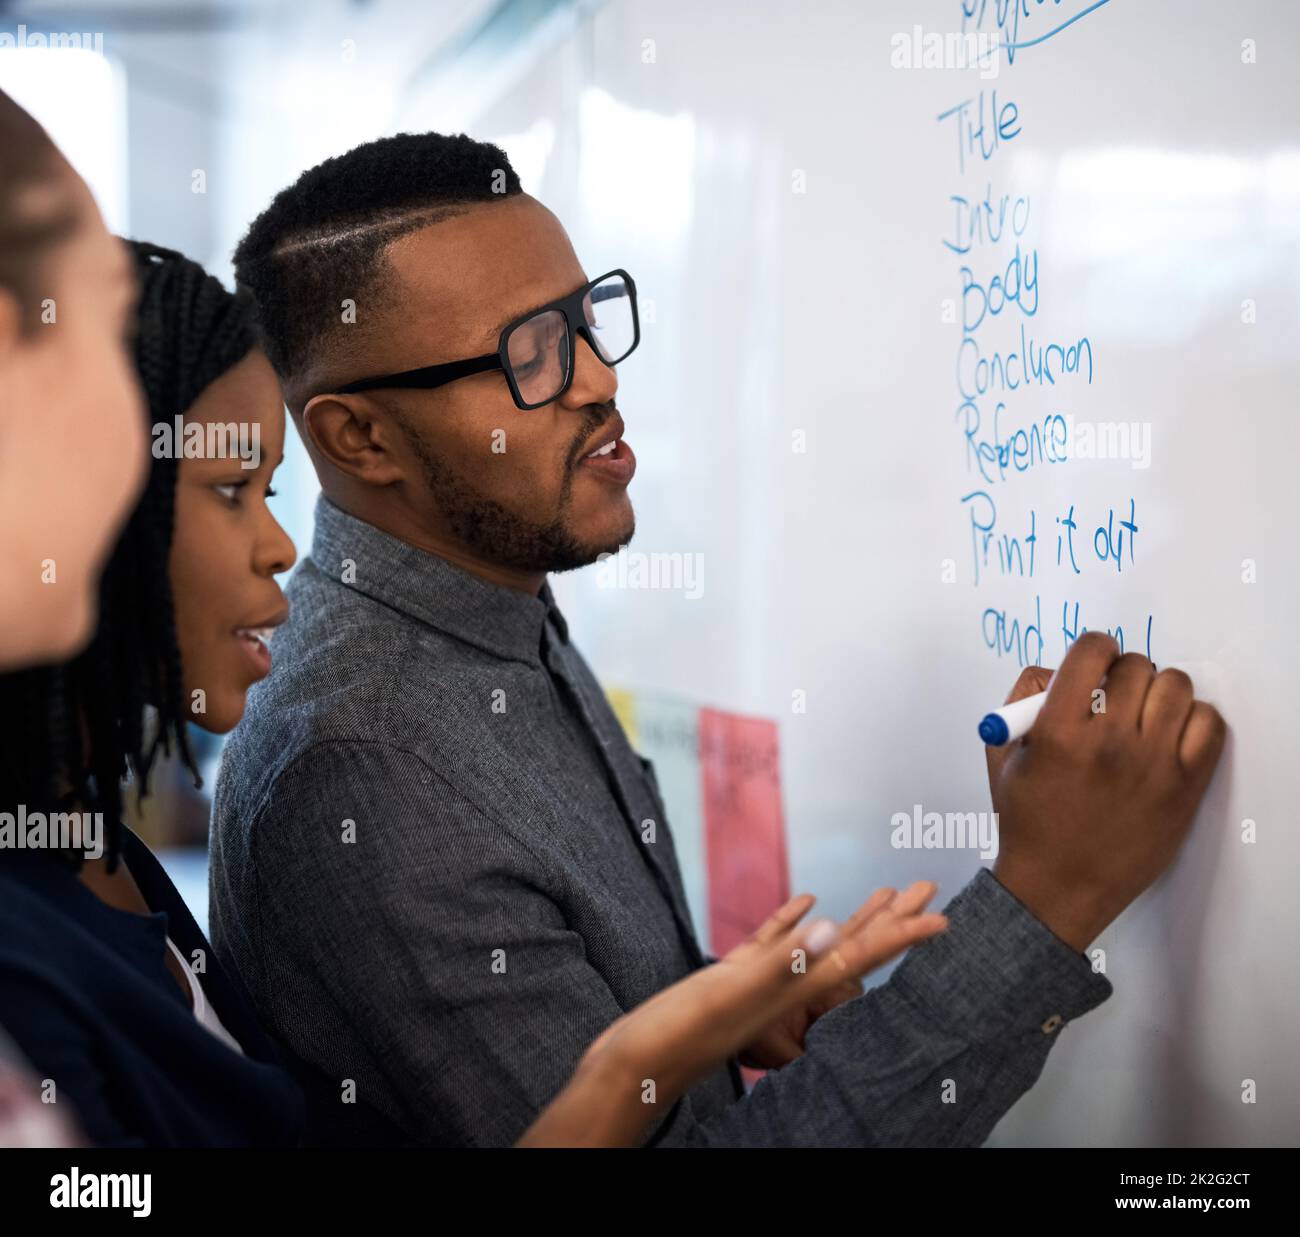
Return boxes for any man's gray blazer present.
[209,496,1112,1146]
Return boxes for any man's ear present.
[301,393,410,486]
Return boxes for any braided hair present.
[0,241,259,869]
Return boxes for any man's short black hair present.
[232,131,522,385]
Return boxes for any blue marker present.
[978,689,1048,746]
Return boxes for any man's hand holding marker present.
[981,632,1227,953]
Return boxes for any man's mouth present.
[578,416,636,486]
[580,435,635,485]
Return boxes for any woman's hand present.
[517,881,947,1147]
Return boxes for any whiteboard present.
[415,0,1300,1146]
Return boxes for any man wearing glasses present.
[210,132,1118,1146]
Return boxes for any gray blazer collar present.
[307,493,570,665]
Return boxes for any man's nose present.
[565,331,619,408]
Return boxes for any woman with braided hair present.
[0,240,305,1146]
[0,243,945,1147]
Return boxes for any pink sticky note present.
[698,708,790,957]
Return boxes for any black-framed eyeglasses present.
[330,268,640,411]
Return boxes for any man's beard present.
[402,413,634,574]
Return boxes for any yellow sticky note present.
[605,686,639,747]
